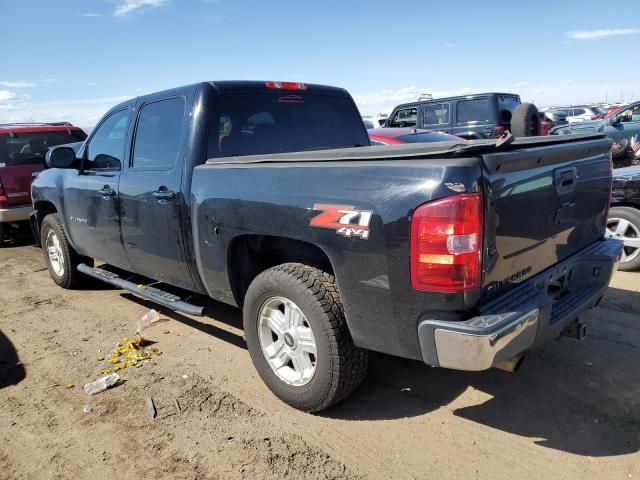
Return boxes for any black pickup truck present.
[31,81,622,412]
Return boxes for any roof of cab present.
[393,92,520,110]
[106,80,351,114]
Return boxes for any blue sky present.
[1,0,640,126]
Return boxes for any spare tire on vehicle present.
[510,102,540,137]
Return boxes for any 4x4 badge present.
[310,203,373,239]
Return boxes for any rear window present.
[456,98,492,123]
[497,95,520,112]
[0,130,87,167]
[207,93,369,158]
[396,131,458,143]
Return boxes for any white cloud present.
[114,0,168,16]
[77,13,101,17]
[0,81,37,88]
[0,95,132,128]
[87,82,98,86]
[444,43,456,48]
[566,28,640,40]
[513,81,529,87]
[0,90,30,111]
[354,86,472,115]
[0,91,18,102]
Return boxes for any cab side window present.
[423,103,450,127]
[388,108,417,127]
[132,97,186,170]
[85,109,129,171]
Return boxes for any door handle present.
[152,189,176,201]
[99,186,116,197]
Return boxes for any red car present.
[593,106,623,121]
[368,127,461,145]
[0,122,87,242]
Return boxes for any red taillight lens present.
[265,81,308,91]
[495,125,506,138]
[0,177,8,210]
[410,193,483,293]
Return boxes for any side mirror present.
[609,116,621,126]
[46,146,78,169]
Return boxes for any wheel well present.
[228,235,334,306]
[32,201,57,242]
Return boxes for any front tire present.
[607,207,640,271]
[40,213,93,288]
[243,263,368,412]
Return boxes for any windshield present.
[0,130,87,167]
[207,92,370,158]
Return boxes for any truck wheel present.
[607,207,640,271]
[40,213,93,288]
[510,103,540,137]
[243,263,368,412]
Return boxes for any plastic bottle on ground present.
[84,373,121,395]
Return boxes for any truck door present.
[63,108,133,270]
[118,96,194,289]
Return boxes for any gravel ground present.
[1,235,638,480]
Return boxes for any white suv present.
[546,106,604,123]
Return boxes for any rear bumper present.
[0,204,32,223]
[417,238,623,370]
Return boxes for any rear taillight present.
[0,177,8,209]
[265,81,308,91]
[410,193,483,293]
[495,125,506,138]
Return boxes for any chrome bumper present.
[432,309,539,370]
[0,205,32,223]
[417,238,623,371]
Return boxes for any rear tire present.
[510,103,540,137]
[40,213,93,288]
[243,263,368,412]
[607,207,640,271]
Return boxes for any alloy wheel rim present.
[46,230,65,276]
[257,296,317,386]
[606,217,640,264]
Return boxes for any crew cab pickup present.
[31,81,622,412]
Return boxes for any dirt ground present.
[1,234,638,480]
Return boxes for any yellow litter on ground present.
[98,334,161,375]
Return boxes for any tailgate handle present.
[554,167,577,194]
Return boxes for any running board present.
[78,263,205,316]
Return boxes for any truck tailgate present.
[0,165,42,206]
[481,137,612,296]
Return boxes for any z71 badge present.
[310,203,373,239]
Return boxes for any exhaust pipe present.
[495,355,525,373]
[561,321,587,341]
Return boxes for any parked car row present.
[550,100,640,168]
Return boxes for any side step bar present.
[78,263,205,316]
